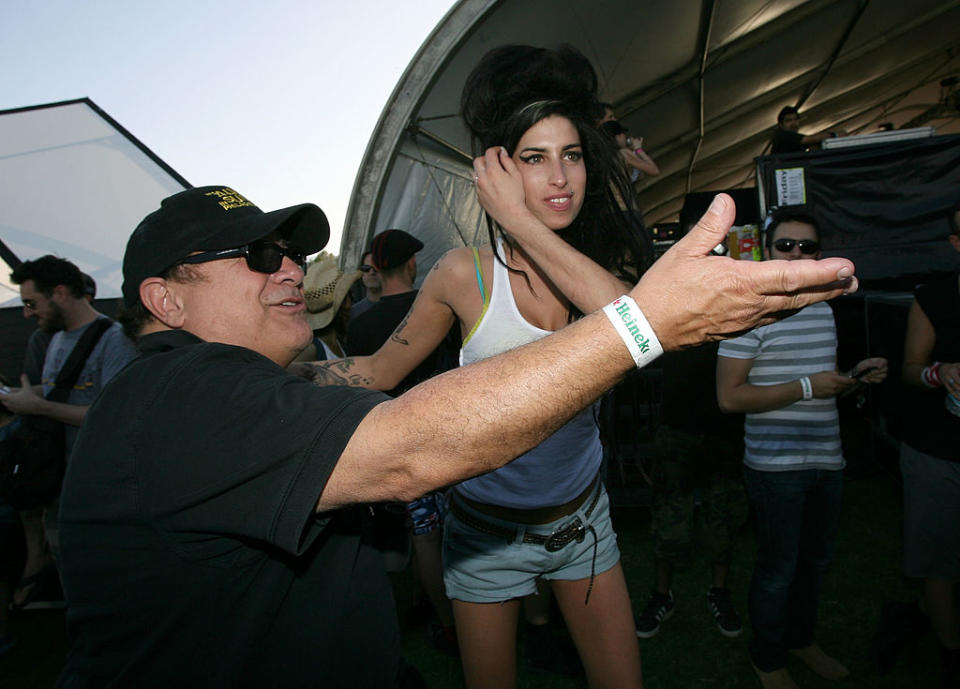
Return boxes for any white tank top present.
[456,240,601,509]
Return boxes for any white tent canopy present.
[340,0,960,276]
[0,99,189,305]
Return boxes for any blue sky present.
[2,0,457,254]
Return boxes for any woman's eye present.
[519,154,543,164]
[564,150,583,162]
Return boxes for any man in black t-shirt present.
[54,184,861,688]
[771,106,845,154]
[345,229,446,396]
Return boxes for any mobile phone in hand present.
[849,366,878,380]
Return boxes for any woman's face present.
[511,115,586,231]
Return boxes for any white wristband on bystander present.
[799,376,813,401]
[601,295,663,368]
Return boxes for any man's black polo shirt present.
[56,330,396,688]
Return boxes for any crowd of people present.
[0,43,956,689]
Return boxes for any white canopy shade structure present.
[339,0,960,278]
[0,99,189,305]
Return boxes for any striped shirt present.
[718,302,844,471]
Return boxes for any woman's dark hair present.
[461,45,649,295]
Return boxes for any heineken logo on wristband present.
[613,299,652,354]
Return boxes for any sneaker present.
[635,591,675,638]
[706,587,743,637]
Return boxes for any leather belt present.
[449,477,601,552]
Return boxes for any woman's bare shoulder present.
[427,245,491,283]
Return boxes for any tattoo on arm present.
[307,358,372,387]
[390,307,412,346]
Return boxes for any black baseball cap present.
[122,186,329,306]
[369,229,424,270]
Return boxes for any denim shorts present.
[442,481,621,603]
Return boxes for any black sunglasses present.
[358,264,378,273]
[179,240,308,274]
[773,238,820,255]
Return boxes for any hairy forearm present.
[321,310,632,510]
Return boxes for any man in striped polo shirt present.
[716,212,887,689]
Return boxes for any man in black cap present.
[345,229,444,397]
[54,185,857,688]
[344,228,458,653]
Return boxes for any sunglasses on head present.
[773,238,820,255]
[179,240,308,274]
[358,264,378,273]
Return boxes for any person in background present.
[0,374,23,654]
[3,258,135,610]
[771,106,846,154]
[296,256,360,361]
[600,119,660,180]
[897,201,960,689]
[350,250,382,321]
[343,229,458,656]
[717,212,886,689]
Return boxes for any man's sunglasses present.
[772,238,820,255]
[179,240,308,274]
[358,264,378,273]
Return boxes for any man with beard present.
[3,256,136,603]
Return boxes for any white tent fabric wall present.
[375,139,486,286]
[0,99,188,305]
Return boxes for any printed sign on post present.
[775,168,806,206]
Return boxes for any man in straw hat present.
[54,185,857,688]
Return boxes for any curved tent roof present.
[340,0,960,277]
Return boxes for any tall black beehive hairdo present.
[460,44,604,153]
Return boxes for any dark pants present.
[743,466,843,672]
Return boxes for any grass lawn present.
[0,473,939,688]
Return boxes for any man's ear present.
[949,233,960,253]
[140,278,186,328]
[50,284,71,305]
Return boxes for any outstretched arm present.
[291,252,461,391]
[319,193,857,510]
[631,194,855,345]
[801,128,846,146]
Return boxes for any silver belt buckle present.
[545,517,586,552]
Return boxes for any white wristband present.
[602,295,663,368]
[799,376,813,401]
